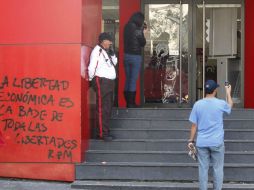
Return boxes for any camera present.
[225,81,230,86]
[143,21,147,30]
[107,45,115,56]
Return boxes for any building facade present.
[0,0,253,181]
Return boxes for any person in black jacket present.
[124,12,147,107]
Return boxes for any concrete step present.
[110,118,254,129]
[112,108,254,119]
[109,129,254,140]
[89,139,254,151]
[75,162,254,182]
[112,108,191,119]
[81,108,254,186]
[86,150,254,164]
[72,180,254,190]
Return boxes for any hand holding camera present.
[143,21,148,35]
[224,81,232,94]
[187,142,197,161]
[107,45,115,56]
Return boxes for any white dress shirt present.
[88,45,117,80]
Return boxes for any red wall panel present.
[245,0,254,108]
[80,0,102,161]
[118,0,141,107]
[0,45,81,163]
[0,0,102,181]
[81,45,93,161]
[0,0,82,44]
[82,0,102,47]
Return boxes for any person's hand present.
[187,140,195,150]
[143,27,148,35]
[107,46,115,56]
[187,142,197,161]
[187,142,195,150]
[225,84,232,95]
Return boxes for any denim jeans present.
[124,53,142,92]
[197,143,225,190]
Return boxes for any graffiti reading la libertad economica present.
[0,76,77,162]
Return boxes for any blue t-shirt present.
[189,97,231,147]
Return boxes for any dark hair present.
[205,89,215,94]
[129,12,145,27]
[98,32,113,43]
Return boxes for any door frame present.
[141,0,194,108]
[194,0,245,108]
[140,0,245,108]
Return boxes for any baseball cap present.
[205,80,219,93]
[98,32,113,43]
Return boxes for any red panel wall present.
[82,0,102,47]
[118,0,141,107]
[0,0,102,181]
[244,0,254,108]
[80,0,102,161]
[0,0,81,44]
[0,45,81,163]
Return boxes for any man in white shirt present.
[88,32,117,141]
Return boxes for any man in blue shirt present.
[188,80,233,190]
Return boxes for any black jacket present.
[124,22,146,55]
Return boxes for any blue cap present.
[205,80,219,93]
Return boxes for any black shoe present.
[127,91,139,108]
[94,136,103,140]
[103,136,113,142]
[127,103,139,108]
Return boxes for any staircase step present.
[72,180,254,190]
[79,109,254,186]
[75,162,254,182]
[112,108,191,119]
[86,150,254,164]
[109,129,254,139]
[112,108,254,119]
[110,118,254,129]
[89,139,254,151]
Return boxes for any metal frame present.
[141,0,244,107]
[195,0,244,107]
[141,0,192,108]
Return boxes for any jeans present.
[124,53,142,92]
[197,143,225,190]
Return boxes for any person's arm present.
[188,123,197,142]
[136,29,146,47]
[225,85,233,108]
[88,48,101,80]
[188,123,197,149]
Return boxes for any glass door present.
[141,0,244,107]
[141,0,191,107]
[194,0,244,105]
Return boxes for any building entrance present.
[141,0,244,107]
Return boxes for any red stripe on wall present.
[245,0,254,108]
[118,0,141,107]
[96,77,103,137]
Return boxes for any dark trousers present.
[94,77,115,138]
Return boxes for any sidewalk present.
[0,178,72,190]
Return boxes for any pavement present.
[0,178,72,190]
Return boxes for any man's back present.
[189,97,231,147]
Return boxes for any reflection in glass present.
[144,4,189,104]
